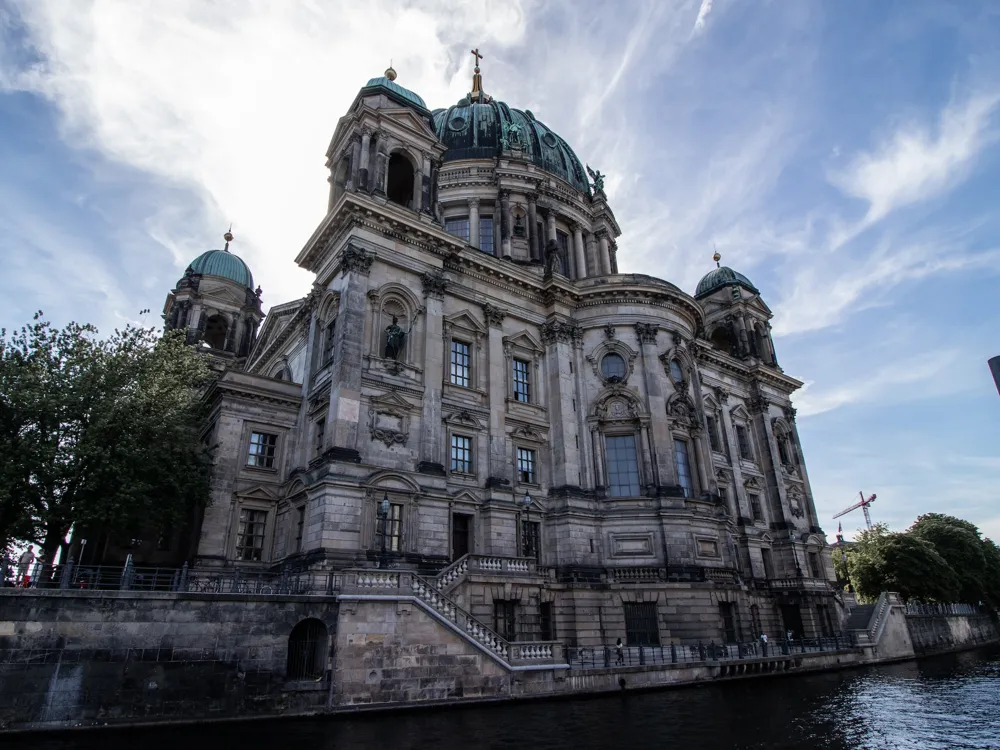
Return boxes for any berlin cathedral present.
[154,56,841,646]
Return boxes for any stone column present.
[326,245,374,462]
[358,128,372,192]
[573,225,587,280]
[585,233,598,275]
[373,131,388,196]
[351,134,362,190]
[469,198,481,250]
[545,209,557,243]
[500,191,512,259]
[752,394,789,525]
[598,232,612,275]
[418,272,448,474]
[717,389,749,518]
[735,314,751,358]
[636,323,673,487]
[482,303,508,485]
[421,153,434,216]
[528,194,539,261]
[542,320,584,488]
[690,429,710,495]
[412,160,423,212]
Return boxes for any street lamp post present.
[378,493,391,569]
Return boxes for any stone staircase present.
[845,603,875,630]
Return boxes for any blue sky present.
[1,0,999,541]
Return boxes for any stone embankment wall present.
[0,590,338,731]
[906,612,999,656]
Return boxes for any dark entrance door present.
[452,514,471,560]
[780,602,805,639]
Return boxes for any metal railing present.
[568,635,856,669]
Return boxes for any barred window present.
[605,434,641,497]
[494,600,517,640]
[512,358,531,403]
[479,216,494,254]
[247,432,277,469]
[450,340,471,387]
[749,492,763,521]
[517,447,536,483]
[236,508,267,561]
[623,602,660,646]
[736,424,754,460]
[445,216,471,243]
[451,434,472,474]
[706,415,722,453]
[521,520,540,561]
[674,439,693,497]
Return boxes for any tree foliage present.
[0,313,214,561]
[841,514,1000,606]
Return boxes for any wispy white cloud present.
[691,0,714,37]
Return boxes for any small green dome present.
[362,76,427,110]
[189,249,254,289]
[695,266,758,299]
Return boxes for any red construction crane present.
[833,491,877,530]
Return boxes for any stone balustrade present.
[434,554,550,593]
[509,641,563,665]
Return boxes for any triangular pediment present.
[444,310,487,335]
[379,107,439,142]
[503,330,544,354]
[236,484,279,501]
[370,391,416,411]
[746,297,773,317]
[444,409,484,429]
[451,490,481,505]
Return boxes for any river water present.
[23,646,1000,750]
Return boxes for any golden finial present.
[470,47,484,97]
[224,224,234,252]
[712,248,721,267]
[385,60,397,81]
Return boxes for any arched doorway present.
[287,618,329,680]
[203,314,228,350]
[386,152,415,208]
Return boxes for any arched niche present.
[286,618,328,680]
[386,150,417,208]
[203,313,229,351]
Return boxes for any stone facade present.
[159,67,843,655]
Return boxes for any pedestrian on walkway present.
[17,546,35,586]
[616,638,624,665]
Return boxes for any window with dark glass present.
[494,599,517,640]
[605,434,641,497]
[375,503,403,552]
[719,602,738,642]
[556,230,569,257]
[623,602,660,646]
[601,353,626,380]
[761,548,775,578]
[809,552,822,578]
[521,520,540,561]
[669,359,684,382]
[445,216,470,243]
[706,415,722,453]
[323,319,336,364]
[451,434,472,474]
[247,432,277,469]
[512,358,531,402]
[674,439,693,497]
[736,424,753,460]
[718,486,728,506]
[539,602,554,641]
[236,508,267,561]
[450,340,471,387]
[517,447,536,483]
[749,492,763,521]
[479,216,494,254]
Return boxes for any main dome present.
[431,101,589,193]
[188,249,254,289]
[695,266,758,299]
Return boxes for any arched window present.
[710,326,736,356]
[287,618,328,680]
[203,314,228,350]
[601,353,626,380]
[668,358,684,383]
[386,152,415,207]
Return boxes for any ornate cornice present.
[339,244,375,276]
[481,302,507,328]
[421,270,448,299]
[634,322,658,344]
[541,319,583,346]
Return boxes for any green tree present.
[0,314,213,562]
[909,514,987,605]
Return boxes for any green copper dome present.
[189,249,254,289]
[431,101,589,193]
[695,266,758,299]
[362,76,428,110]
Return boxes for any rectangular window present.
[314,419,326,457]
[295,506,306,553]
[512,358,531,402]
[376,503,403,553]
[450,434,472,474]
[445,216,470,243]
[674,438,694,497]
[539,602,555,641]
[623,602,660,646]
[450,340,471,387]
[236,508,267,562]
[809,552,822,578]
[556,230,569,255]
[323,319,337,364]
[706,415,721,453]
[736,424,753,461]
[719,486,728,506]
[494,599,517,640]
[247,432,278,469]
[516,447,536,484]
[749,492,763,521]
[761,548,775,579]
[479,216,494,254]
[719,602,738,643]
[605,434,641,497]
[521,520,540,561]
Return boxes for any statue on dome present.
[501,121,525,151]
[587,165,606,193]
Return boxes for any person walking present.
[760,632,768,656]
[616,637,624,665]
[17,546,35,586]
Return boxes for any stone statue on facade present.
[384,316,407,360]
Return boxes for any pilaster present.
[541,319,584,487]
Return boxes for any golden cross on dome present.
[470,48,484,96]
[470,48,483,69]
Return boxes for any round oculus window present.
[601,353,627,380]
[541,132,558,148]
[448,116,467,131]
